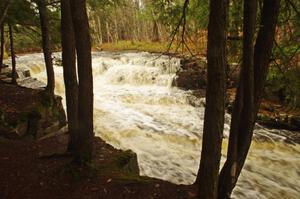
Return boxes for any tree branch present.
[0,0,11,26]
[285,0,300,18]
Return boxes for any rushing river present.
[14,52,300,199]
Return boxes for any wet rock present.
[116,150,140,176]
[290,116,300,129]
[257,113,300,131]
[173,58,207,90]
[0,85,66,139]
[18,77,46,89]
[23,70,31,78]
[1,67,31,79]
[0,64,9,69]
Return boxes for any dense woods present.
[0,0,299,199]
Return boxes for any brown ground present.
[0,83,40,116]
[0,135,197,199]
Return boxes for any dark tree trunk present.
[37,0,55,95]
[8,23,16,84]
[218,0,257,198]
[61,0,79,154]
[218,0,280,198]
[0,0,10,27]
[0,24,4,73]
[70,0,94,164]
[253,0,280,111]
[196,0,228,198]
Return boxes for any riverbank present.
[97,40,206,56]
[0,130,197,199]
[0,82,66,139]
[226,88,300,133]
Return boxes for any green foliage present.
[140,0,209,32]
[1,0,61,52]
[266,67,300,109]
[266,0,300,109]
[188,0,209,29]
[7,0,39,25]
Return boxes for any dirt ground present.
[0,135,198,199]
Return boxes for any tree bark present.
[37,0,55,95]
[196,0,227,198]
[96,16,102,45]
[70,0,94,164]
[152,20,160,42]
[0,0,10,27]
[8,23,16,84]
[60,0,79,154]
[0,24,4,73]
[105,21,111,43]
[218,0,280,198]
[228,0,242,57]
[218,0,257,198]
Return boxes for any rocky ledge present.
[0,83,66,139]
[173,57,207,90]
[227,89,300,132]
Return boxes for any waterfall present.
[16,52,300,199]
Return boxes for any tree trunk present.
[152,20,160,42]
[114,8,119,43]
[0,24,4,73]
[0,0,10,27]
[70,0,94,164]
[253,0,280,112]
[61,0,79,154]
[96,16,102,45]
[218,0,257,198]
[8,23,16,84]
[37,0,55,95]
[196,0,227,198]
[228,0,242,57]
[105,21,110,43]
[218,0,280,198]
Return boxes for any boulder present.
[257,113,300,131]
[0,84,66,139]
[173,58,207,90]
[116,150,140,176]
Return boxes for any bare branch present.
[166,0,189,53]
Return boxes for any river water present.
[15,52,300,199]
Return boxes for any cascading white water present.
[16,52,300,199]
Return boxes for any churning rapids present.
[14,52,300,199]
